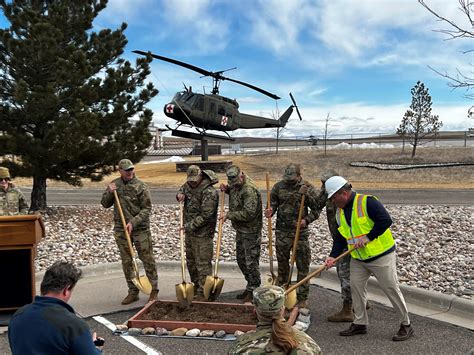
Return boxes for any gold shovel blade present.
[203,275,225,301]
[176,282,194,305]
[284,289,297,309]
[132,275,152,295]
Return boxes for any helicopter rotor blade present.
[289,92,303,120]
[225,77,280,100]
[133,50,212,77]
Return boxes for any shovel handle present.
[266,173,275,281]
[286,194,305,287]
[179,202,187,282]
[213,190,225,277]
[285,249,352,295]
[113,190,137,259]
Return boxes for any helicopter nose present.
[164,102,190,119]
[164,103,175,117]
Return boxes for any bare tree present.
[397,81,443,158]
[419,0,474,99]
[322,113,331,155]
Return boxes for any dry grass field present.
[14,146,471,190]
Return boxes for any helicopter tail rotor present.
[289,92,303,121]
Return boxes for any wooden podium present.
[0,215,45,311]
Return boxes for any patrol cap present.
[0,167,10,179]
[186,165,201,182]
[283,164,300,181]
[226,165,241,185]
[320,169,339,183]
[253,286,285,315]
[118,159,134,170]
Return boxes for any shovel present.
[203,190,226,301]
[284,194,305,309]
[264,172,277,286]
[175,201,194,305]
[284,249,352,308]
[113,190,152,295]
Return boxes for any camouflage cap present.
[186,165,201,182]
[118,159,134,170]
[283,164,300,181]
[253,286,285,315]
[320,169,339,183]
[0,167,10,179]
[226,165,241,185]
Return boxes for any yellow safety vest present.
[336,194,395,260]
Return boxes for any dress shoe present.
[339,323,367,336]
[392,323,414,341]
[121,292,139,305]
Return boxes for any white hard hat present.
[326,176,348,198]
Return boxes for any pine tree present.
[397,81,443,158]
[0,0,158,210]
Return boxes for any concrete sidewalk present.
[35,260,473,330]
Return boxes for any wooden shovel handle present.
[286,194,305,287]
[113,190,136,259]
[213,190,225,277]
[285,249,352,295]
[179,201,187,282]
[266,173,275,278]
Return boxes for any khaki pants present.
[350,251,410,326]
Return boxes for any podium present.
[0,215,45,311]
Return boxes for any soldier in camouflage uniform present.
[227,285,322,354]
[264,164,325,308]
[177,165,219,300]
[101,159,158,305]
[0,167,29,216]
[221,165,262,302]
[319,170,354,322]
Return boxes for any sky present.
[2,0,473,138]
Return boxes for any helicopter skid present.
[171,129,235,142]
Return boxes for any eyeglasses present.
[0,178,9,182]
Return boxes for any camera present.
[94,338,105,347]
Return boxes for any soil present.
[138,301,258,325]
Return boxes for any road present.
[21,187,474,206]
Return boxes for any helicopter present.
[133,50,302,141]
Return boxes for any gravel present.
[35,205,473,299]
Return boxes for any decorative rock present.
[186,328,200,337]
[298,308,310,316]
[215,330,226,338]
[199,330,215,337]
[170,328,188,336]
[127,328,141,336]
[142,327,156,335]
[115,324,128,331]
[294,321,309,332]
[155,327,169,336]
[234,330,244,336]
[297,314,311,323]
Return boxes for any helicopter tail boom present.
[238,106,293,129]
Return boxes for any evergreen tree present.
[0,0,158,210]
[397,81,443,158]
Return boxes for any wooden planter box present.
[128,299,299,334]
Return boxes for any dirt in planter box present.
[138,302,258,325]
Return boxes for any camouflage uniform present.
[318,186,352,304]
[226,166,263,292]
[270,168,325,301]
[0,185,29,216]
[228,286,322,354]
[178,168,219,295]
[101,175,158,294]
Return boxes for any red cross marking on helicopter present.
[166,104,174,113]
[221,116,228,126]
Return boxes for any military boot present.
[328,302,354,322]
[147,289,159,303]
[121,291,139,305]
[236,289,251,300]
